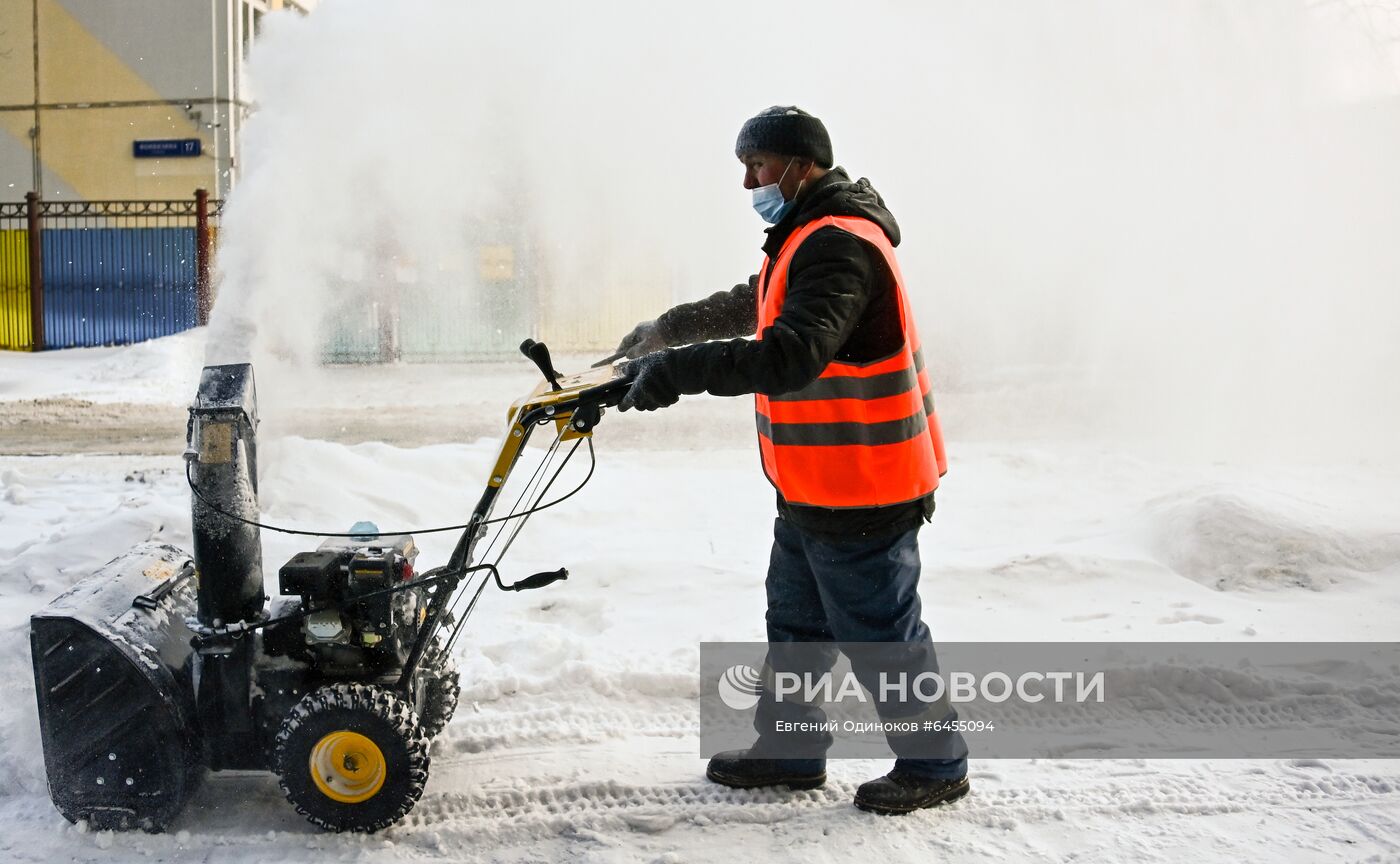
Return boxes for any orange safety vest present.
[754,215,947,508]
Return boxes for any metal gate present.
[319,241,671,364]
[319,240,538,363]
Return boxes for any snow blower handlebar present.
[400,343,634,688]
[440,347,632,587]
[475,347,633,501]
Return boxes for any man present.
[613,106,969,815]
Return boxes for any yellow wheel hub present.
[309,730,386,804]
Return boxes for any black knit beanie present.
[735,106,834,169]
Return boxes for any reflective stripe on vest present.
[754,215,947,508]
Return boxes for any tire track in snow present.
[433,702,696,760]
[403,764,1400,842]
[422,690,1400,842]
[406,778,843,838]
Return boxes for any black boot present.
[853,770,970,815]
[705,749,826,790]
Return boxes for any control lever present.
[520,338,562,391]
[505,567,569,592]
[132,562,196,610]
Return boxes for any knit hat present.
[735,106,834,169]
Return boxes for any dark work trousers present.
[752,516,969,780]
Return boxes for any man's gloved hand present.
[613,319,669,360]
[619,351,682,412]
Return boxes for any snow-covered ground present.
[1,333,1398,863]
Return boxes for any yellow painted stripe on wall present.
[0,229,33,350]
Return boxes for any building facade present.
[0,0,315,202]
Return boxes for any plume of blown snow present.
[207,0,1400,463]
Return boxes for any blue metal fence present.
[0,195,219,351]
[40,227,197,348]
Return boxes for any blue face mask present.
[751,158,797,224]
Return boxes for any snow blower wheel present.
[275,684,429,833]
[310,731,386,803]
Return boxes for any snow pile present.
[0,329,205,404]
[68,330,206,400]
[1140,488,1400,591]
[0,624,44,794]
[0,461,191,603]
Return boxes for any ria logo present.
[717,664,762,710]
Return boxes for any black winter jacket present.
[654,167,935,538]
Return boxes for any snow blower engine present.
[29,340,631,833]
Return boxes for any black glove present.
[613,319,670,360]
[618,351,681,412]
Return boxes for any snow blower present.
[29,340,631,833]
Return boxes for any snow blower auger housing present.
[30,341,632,833]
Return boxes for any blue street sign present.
[133,139,202,158]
